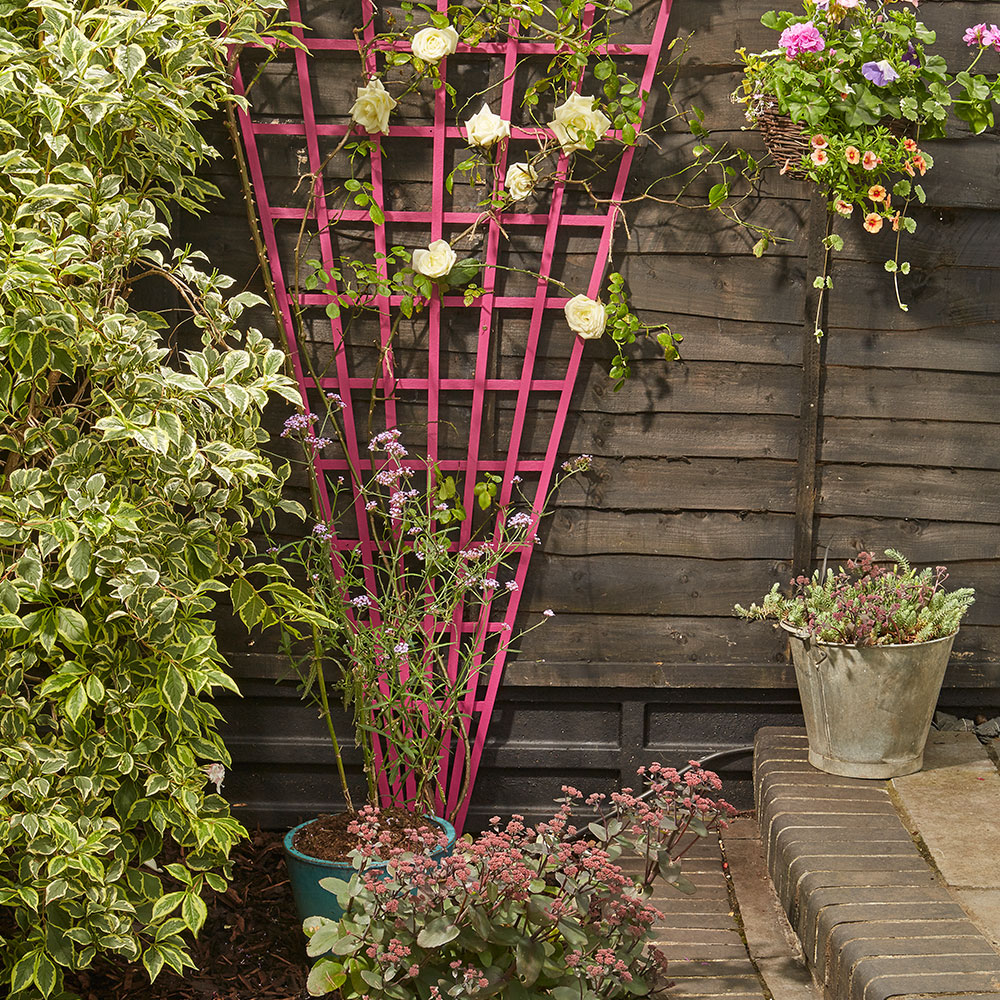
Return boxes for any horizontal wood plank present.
[518,554,999,623]
[820,417,1000,470]
[817,464,1000,523]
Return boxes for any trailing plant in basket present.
[302,764,737,998]
[736,0,1000,319]
[735,550,975,646]
[0,0,303,996]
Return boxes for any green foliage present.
[0,0,300,995]
[735,550,975,646]
[301,768,736,998]
[605,271,680,389]
[252,418,591,820]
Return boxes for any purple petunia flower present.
[861,60,900,86]
[902,42,920,67]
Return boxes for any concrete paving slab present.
[891,731,1000,890]
[954,888,1000,951]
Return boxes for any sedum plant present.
[303,764,737,999]
[735,550,975,646]
[0,0,303,996]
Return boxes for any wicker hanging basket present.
[755,103,813,180]
[753,98,917,182]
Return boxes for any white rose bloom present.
[350,77,397,135]
[411,24,459,63]
[564,294,607,339]
[412,239,457,279]
[549,94,611,153]
[464,104,511,148]
[504,162,537,202]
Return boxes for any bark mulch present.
[64,830,312,1000]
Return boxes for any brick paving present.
[755,727,1000,1000]
[640,837,768,998]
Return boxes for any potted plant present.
[249,397,590,922]
[302,764,737,998]
[735,0,1000,318]
[735,550,975,778]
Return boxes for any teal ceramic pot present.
[283,814,456,923]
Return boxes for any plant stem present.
[312,624,354,812]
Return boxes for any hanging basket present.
[755,105,813,180]
[754,101,917,182]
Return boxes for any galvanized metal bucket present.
[782,625,957,779]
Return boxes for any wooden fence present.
[176,0,1000,825]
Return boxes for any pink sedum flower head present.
[779,21,825,59]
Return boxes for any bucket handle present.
[802,634,828,668]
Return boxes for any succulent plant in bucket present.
[736,550,975,778]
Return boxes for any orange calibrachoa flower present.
[902,159,915,176]
[912,154,928,175]
[834,199,854,216]
[811,134,828,148]
[868,184,887,202]
[810,148,829,166]
[891,212,902,231]
[863,212,883,234]
[861,150,878,170]
[844,145,860,165]
[903,137,918,153]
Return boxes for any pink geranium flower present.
[779,21,825,59]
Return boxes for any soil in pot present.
[292,806,438,861]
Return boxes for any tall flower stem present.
[312,625,355,812]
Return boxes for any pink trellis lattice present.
[234,0,674,830]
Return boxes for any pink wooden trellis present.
[234,0,673,830]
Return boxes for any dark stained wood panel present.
[179,0,1000,828]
